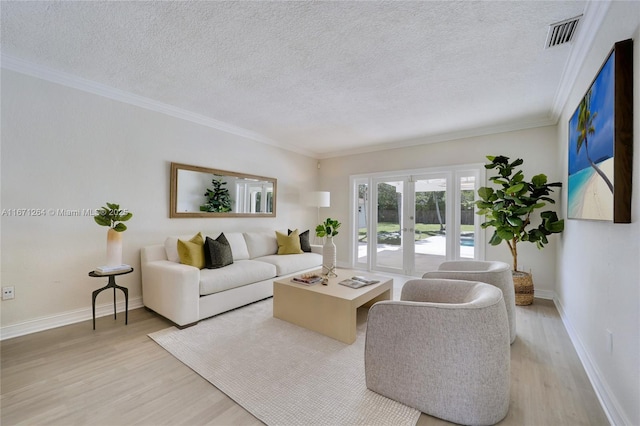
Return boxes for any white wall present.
[0,70,319,334]
[319,125,561,295]
[555,2,640,425]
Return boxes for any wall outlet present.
[2,286,15,300]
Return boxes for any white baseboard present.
[553,295,625,426]
[533,288,555,300]
[0,297,143,341]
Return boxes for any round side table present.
[88,268,133,330]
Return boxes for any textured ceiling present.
[1,1,590,158]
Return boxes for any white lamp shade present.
[314,191,330,208]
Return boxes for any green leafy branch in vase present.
[94,202,133,232]
[316,218,341,238]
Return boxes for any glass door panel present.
[374,180,404,272]
[413,177,448,275]
[459,174,477,259]
[356,182,369,268]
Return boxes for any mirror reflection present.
[170,162,276,218]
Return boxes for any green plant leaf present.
[531,174,548,186]
[506,216,523,227]
[488,232,503,245]
[497,228,514,240]
[113,223,127,232]
[545,219,565,233]
[477,187,494,200]
[506,183,525,194]
[510,158,524,167]
[94,215,111,227]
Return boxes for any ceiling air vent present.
[545,15,582,49]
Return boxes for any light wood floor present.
[1,298,609,425]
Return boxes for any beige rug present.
[149,299,420,426]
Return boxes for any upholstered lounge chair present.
[423,260,517,343]
[365,279,510,425]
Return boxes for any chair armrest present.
[400,278,478,303]
[141,260,201,326]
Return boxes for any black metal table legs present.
[92,275,129,330]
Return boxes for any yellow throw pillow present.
[177,232,205,269]
[276,229,303,255]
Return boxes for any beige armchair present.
[423,260,516,343]
[365,279,510,425]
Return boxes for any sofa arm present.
[310,244,322,254]
[141,260,201,326]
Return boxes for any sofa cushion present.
[244,232,278,259]
[177,233,205,269]
[255,253,322,276]
[276,230,303,255]
[199,260,277,296]
[289,229,312,252]
[204,233,233,269]
[224,232,250,260]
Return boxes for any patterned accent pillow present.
[204,233,234,269]
[289,229,311,252]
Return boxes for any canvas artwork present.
[567,39,633,223]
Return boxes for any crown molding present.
[0,54,316,158]
[318,116,557,159]
[550,0,612,121]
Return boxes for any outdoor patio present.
[358,234,475,274]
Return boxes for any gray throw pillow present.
[204,233,234,269]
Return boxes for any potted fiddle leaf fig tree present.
[475,155,564,305]
[200,175,233,213]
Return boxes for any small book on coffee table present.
[339,276,380,289]
[292,274,323,285]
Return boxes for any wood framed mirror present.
[170,162,277,218]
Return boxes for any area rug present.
[149,299,420,426]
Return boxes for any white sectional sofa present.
[141,231,322,326]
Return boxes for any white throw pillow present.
[213,232,250,261]
[243,232,278,259]
[164,234,197,263]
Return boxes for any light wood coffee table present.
[273,269,393,344]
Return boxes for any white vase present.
[106,228,123,266]
[322,236,337,277]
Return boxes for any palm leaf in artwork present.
[576,89,613,193]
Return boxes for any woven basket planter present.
[513,271,534,306]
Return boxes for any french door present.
[352,165,483,276]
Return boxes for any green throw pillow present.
[276,229,303,255]
[204,233,234,269]
[177,232,205,269]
